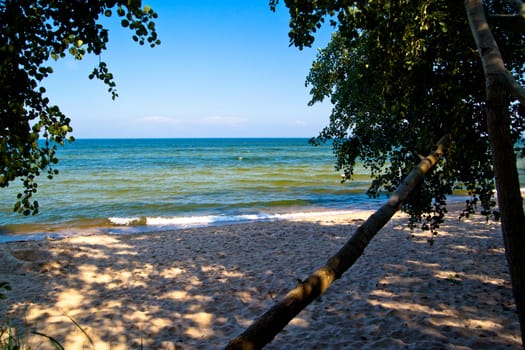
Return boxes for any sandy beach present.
[0,206,522,349]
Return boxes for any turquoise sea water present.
[0,138,381,242]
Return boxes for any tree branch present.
[467,0,525,105]
[225,135,452,350]
[465,0,525,345]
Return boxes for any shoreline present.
[0,206,522,349]
[0,195,471,244]
[0,205,385,244]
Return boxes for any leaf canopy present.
[0,0,159,214]
[275,0,525,231]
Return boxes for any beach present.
[0,207,522,349]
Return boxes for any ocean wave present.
[106,210,360,230]
[1,209,364,243]
[108,216,148,226]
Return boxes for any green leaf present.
[2,1,159,215]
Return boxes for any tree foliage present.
[272,0,525,233]
[0,0,159,215]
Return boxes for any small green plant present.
[0,315,91,350]
[1,281,92,349]
[0,326,18,350]
[0,323,28,350]
[31,332,64,350]
[0,323,65,350]
[0,282,11,300]
[65,315,94,350]
[1,282,69,350]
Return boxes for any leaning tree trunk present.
[225,135,450,350]
[466,1,525,347]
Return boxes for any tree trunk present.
[465,1,525,347]
[225,135,450,350]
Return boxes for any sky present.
[43,1,334,138]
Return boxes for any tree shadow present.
[0,212,521,349]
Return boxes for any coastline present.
[0,207,379,244]
[0,206,522,349]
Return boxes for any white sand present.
[0,207,522,349]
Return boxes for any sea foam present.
[106,209,360,232]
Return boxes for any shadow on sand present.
[0,211,522,349]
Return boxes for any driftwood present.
[225,135,451,349]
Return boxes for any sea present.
[0,138,384,243]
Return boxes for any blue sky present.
[44,1,333,138]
